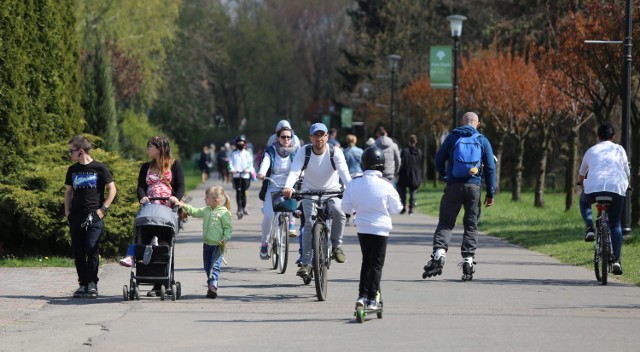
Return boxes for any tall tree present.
[0,0,82,175]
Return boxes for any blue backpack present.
[452,133,482,178]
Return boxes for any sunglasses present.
[279,135,292,140]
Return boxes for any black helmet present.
[361,147,385,172]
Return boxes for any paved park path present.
[1,179,639,351]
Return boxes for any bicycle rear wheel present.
[312,223,328,301]
[269,219,278,270]
[593,244,601,282]
[277,214,289,274]
[600,224,610,285]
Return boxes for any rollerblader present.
[422,112,496,281]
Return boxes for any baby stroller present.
[123,197,182,301]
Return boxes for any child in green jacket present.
[179,185,232,298]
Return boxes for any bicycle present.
[291,189,343,301]
[593,196,614,285]
[264,177,296,274]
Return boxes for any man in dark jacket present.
[423,112,496,280]
[397,134,422,214]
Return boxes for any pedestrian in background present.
[343,134,363,226]
[64,135,117,299]
[397,134,422,215]
[199,145,212,184]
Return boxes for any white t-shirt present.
[579,140,630,196]
[285,145,351,192]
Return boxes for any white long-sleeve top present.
[228,149,254,179]
[579,140,630,196]
[258,148,294,188]
[341,170,403,236]
[284,145,351,192]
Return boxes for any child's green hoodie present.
[183,204,232,245]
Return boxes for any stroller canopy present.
[134,204,179,236]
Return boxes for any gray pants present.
[432,183,481,258]
[301,196,346,266]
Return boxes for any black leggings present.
[233,178,250,211]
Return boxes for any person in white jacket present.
[282,123,352,278]
[341,147,403,310]
[228,135,255,218]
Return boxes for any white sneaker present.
[151,236,159,247]
[356,296,365,308]
[366,299,379,310]
[119,257,133,267]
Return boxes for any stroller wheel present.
[160,286,166,301]
[123,285,129,301]
[176,282,182,300]
[134,286,140,300]
[171,284,177,301]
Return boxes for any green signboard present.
[341,107,353,128]
[430,46,452,89]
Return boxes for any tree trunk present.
[564,127,579,211]
[631,117,639,226]
[534,126,550,208]
[493,135,505,193]
[511,137,525,202]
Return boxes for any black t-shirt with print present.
[65,161,113,214]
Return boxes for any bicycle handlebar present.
[263,177,284,188]
[291,190,343,200]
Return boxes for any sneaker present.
[295,256,303,267]
[86,282,98,299]
[150,236,159,247]
[408,208,414,215]
[584,227,595,242]
[119,256,133,267]
[242,208,249,215]
[289,222,297,236]
[73,285,86,298]
[366,299,379,310]
[259,244,269,260]
[333,247,346,263]
[296,264,312,278]
[400,208,406,215]
[206,284,218,299]
[147,285,161,297]
[355,296,365,308]
[613,261,623,275]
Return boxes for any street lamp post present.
[622,0,633,237]
[447,15,467,128]
[388,54,401,139]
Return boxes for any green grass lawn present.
[416,184,640,286]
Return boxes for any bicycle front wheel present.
[269,218,278,270]
[600,225,610,285]
[277,214,289,274]
[312,222,328,301]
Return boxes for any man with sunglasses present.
[64,135,117,298]
[282,123,352,278]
